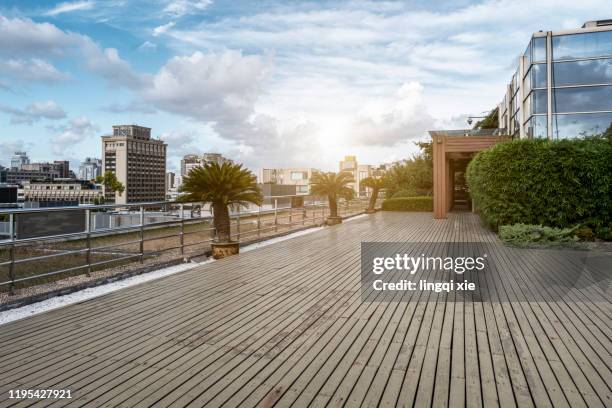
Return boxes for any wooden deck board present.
[0,212,610,408]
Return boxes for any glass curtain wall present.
[503,26,612,139]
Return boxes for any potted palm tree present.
[360,175,387,214]
[179,162,262,259]
[310,171,354,226]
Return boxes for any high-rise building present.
[10,151,29,170]
[165,171,176,191]
[180,153,231,177]
[101,125,167,204]
[258,168,319,195]
[78,157,102,180]
[499,19,612,139]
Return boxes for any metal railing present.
[0,195,373,292]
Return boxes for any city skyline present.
[0,1,608,173]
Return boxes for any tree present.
[385,141,433,198]
[179,161,262,243]
[96,171,125,199]
[310,171,354,224]
[473,107,499,129]
[361,175,387,213]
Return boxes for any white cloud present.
[45,1,96,16]
[153,21,176,36]
[48,117,99,154]
[0,101,67,125]
[0,15,82,56]
[0,58,69,83]
[101,100,157,114]
[162,0,212,17]
[138,41,157,52]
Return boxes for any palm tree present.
[179,162,262,257]
[361,175,387,213]
[310,171,354,225]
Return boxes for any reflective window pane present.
[553,58,612,86]
[552,31,612,60]
[526,115,548,138]
[553,85,612,112]
[552,112,612,139]
[532,89,548,114]
[524,42,532,65]
[533,37,547,62]
[531,63,547,88]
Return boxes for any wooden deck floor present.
[0,212,610,407]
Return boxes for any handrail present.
[0,196,375,293]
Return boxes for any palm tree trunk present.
[368,188,378,211]
[213,202,231,242]
[328,195,338,217]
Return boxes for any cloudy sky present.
[0,0,606,172]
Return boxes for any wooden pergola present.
[430,130,510,219]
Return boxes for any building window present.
[552,31,612,61]
[525,115,548,138]
[552,112,612,139]
[532,89,548,114]
[531,63,547,88]
[290,171,307,180]
[553,85,612,113]
[552,58,612,87]
[297,185,309,193]
[533,36,547,62]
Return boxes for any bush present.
[382,196,433,212]
[499,224,578,247]
[391,188,418,198]
[466,138,612,239]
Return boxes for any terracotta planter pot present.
[211,242,239,259]
[326,216,343,226]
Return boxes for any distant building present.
[21,161,70,179]
[79,157,102,180]
[165,172,176,191]
[0,183,18,207]
[339,156,385,197]
[10,151,29,170]
[21,179,103,205]
[258,167,318,195]
[180,153,231,177]
[101,125,167,204]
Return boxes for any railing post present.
[289,206,293,226]
[179,204,185,258]
[86,209,91,276]
[236,207,241,241]
[139,205,144,263]
[274,198,278,232]
[8,213,15,295]
[257,205,261,239]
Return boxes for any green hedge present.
[466,138,612,238]
[382,196,433,212]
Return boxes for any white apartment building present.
[339,156,386,197]
[258,168,318,195]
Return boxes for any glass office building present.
[499,20,612,139]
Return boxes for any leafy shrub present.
[575,226,595,241]
[382,196,433,212]
[391,188,418,198]
[466,138,612,239]
[499,224,578,247]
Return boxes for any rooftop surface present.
[0,212,610,407]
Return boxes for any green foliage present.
[310,171,355,200]
[381,196,433,212]
[473,107,499,129]
[310,171,354,217]
[179,161,262,207]
[385,141,433,198]
[361,175,387,211]
[466,138,612,239]
[96,171,125,195]
[179,161,262,242]
[499,224,578,247]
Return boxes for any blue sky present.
[0,0,607,172]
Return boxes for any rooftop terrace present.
[0,212,610,407]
